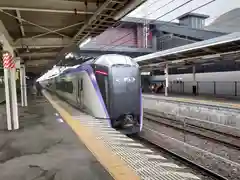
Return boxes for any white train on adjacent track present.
[149,71,240,96]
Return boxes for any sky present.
[128,0,240,25]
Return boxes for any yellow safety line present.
[173,97,240,109]
[43,92,140,180]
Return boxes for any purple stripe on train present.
[62,64,111,126]
[139,88,143,131]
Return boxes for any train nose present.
[122,114,135,127]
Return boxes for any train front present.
[107,55,142,134]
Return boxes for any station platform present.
[143,93,240,109]
[0,96,113,180]
[0,91,218,180]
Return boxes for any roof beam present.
[0,0,96,14]
[30,22,84,39]
[72,0,114,44]
[25,59,55,67]
[14,37,71,49]
[16,10,25,37]
[19,52,57,58]
[1,10,68,38]
[0,20,13,45]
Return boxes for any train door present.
[77,78,84,109]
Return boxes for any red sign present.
[2,52,15,69]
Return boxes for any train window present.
[80,79,83,91]
[64,81,73,93]
[95,73,109,110]
[67,81,73,93]
[55,80,73,94]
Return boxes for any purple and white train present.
[41,54,143,135]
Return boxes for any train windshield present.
[111,66,139,94]
[110,65,140,118]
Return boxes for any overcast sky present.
[128,0,240,25]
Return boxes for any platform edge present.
[43,91,140,180]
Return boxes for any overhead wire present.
[98,0,178,47]
[113,0,175,27]
[101,0,194,50]
[103,0,216,51]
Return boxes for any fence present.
[168,81,240,97]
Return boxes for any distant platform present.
[143,93,240,109]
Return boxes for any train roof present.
[59,54,138,76]
[93,54,138,67]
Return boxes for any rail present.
[142,108,240,180]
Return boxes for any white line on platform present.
[130,148,153,153]
[110,137,134,141]
[145,154,166,160]
[175,172,200,179]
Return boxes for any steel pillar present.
[164,64,169,96]
[20,63,27,106]
[192,65,197,96]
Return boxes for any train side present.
[41,54,143,134]
[148,71,240,96]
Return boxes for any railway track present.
[141,109,240,180]
[47,92,239,179]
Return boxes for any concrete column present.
[4,68,12,130]
[136,24,143,48]
[10,67,19,129]
[143,22,149,48]
[152,34,157,51]
[20,63,27,106]
[164,64,169,96]
[1,34,19,130]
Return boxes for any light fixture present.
[65,52,74,59]
[79,37,92,48]
[141,72,151,75]
[201,54,221,59]
[177,67,188,70]
[201,62,214,66]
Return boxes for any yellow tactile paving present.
[43,91,140,180]
[144,94,240,109]
[172,97,240,109]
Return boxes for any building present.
[85,12,225,54]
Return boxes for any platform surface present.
[0,96,113,180]
[143,93,240,109]
[43,91,206,180]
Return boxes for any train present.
[40,54,143,135]
[146,71,240,96]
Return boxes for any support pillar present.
[1,34,19,130]
[164,64,169,96]
[4,68,12,130]
[143,20,149,48]
[192,65,197,96]
[10,67,19,129]
[20,63,27,106]
[2,52,19,130]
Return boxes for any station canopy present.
[0,0,146,75]
[135,32,240,71]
